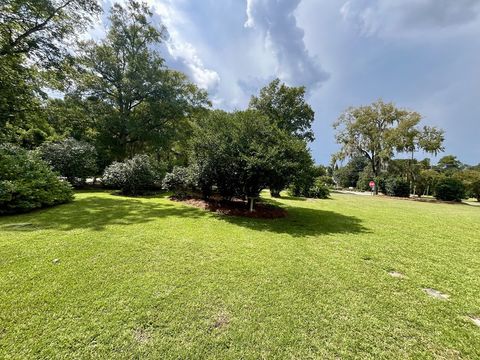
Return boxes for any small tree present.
[307,179,330,199]
[38,138,97,186]
[190,110,309,210]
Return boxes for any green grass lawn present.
[1,192,479,359]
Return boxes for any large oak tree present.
[333,99,444,190]
[74,0,209,162]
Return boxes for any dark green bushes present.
[384,177,410,197]
[434,178,465,202]
[0,145,73,214]
[470,180,480,201]
[307,180,330,199]
[288,178,330,199]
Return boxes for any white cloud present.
[340,0,480,37]
[151,1,220,91]
[244,0,329,91]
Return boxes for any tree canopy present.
[249,78,315,142]
[333,99,444,179]
[189,109,313,206]
[73,0,209,162]
[0,0,101,64]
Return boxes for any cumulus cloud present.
[85,0,220,92]
[341,0,480,37]
[152,1,220,92]
[244,0,329,91]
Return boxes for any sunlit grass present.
[1,191,479,359]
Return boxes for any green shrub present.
[102,155,164,196]
[356,167,375,191]
[470,180,480,202]
[286,184,302,198]
[38,138,97,186]
[162,166,198,198]
[0,144,73,214]
[434,177,465,202]
[287,178,330,199]
[384,177,410,197]
[307,180,330,199]
[317,175,336,188]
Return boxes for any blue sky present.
[96,0,480,165]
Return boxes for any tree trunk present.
[270,189,281,198]
[248,197,255,212]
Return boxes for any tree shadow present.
[0,195,208,232]
[218,199,368,237]
[0,194,367,237]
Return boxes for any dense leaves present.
[102,155,164,196]
[0,0,101,64]
[249,78,315,142]
[434,178,465,202]
[38,138,97,186]
[162,166,198,198]
[0,144,73,214]
[307,179,330,199]
[384,177,410,198]
[189,110,313,208]
[75,0,209,162]
[0,0,101,141]
[333,156,369,188]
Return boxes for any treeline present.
[1,1,477,215]
[332,100,479,202]
[0,0,326,214]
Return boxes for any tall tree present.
[333,100,444,191]
[249,78,315,142]
[393,122,444,194]
[436,155,464,174]
[75,0,209,161]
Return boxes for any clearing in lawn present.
[0,191,479,359]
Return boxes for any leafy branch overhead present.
[0,0,101,65]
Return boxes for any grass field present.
[1,191,479,359]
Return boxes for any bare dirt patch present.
[388,271,406,279]
[172,196,287,219]
[423,288,450,300]
[133,328,152,344]
[212,311,230,330]
[468,316,480,327]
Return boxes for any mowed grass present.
[1,192,479,359]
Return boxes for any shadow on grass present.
[220,204,367,237]
[0,195,207,232]
[0,194,367,237]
